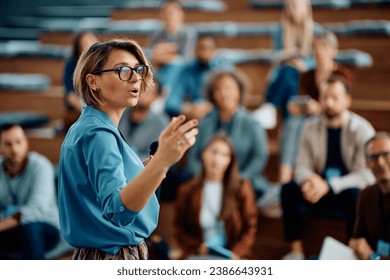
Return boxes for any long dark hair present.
[199,133,242,220]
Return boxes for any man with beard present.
[280,74,376,260]
[349,132,390,260]
[0,124,60,259]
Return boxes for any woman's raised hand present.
[154,115,198,167]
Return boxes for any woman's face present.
[202,139,232,177]
[212,75,241,113]
[162,2,184,32]
[93,49,143,109]
[79,32,98,54]
[313,37,337,66]
[287,0,308,24]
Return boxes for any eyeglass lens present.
[119,66,147,81]
[367,151,390,162]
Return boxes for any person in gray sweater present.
[281,74,376,260]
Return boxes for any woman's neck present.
[97,105,126,127]
[218,108,236,122]
[205,173,223,183]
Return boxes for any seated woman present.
[173,133,258,260]
[63,31,98,131]
[186,69,270,199]
[265,0,319,118]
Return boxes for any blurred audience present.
[0,124,60,259]
[63,31,99,131]
[187,69,270,199]
[165,34,234,120]
[281,74,376,260]
[349,132,390,260]
[173,133,257,260]
[279,31,353,183]
[149,0,198,97]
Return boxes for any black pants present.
[0,222,59,259]
[281,181,360,242]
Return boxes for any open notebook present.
[319,236,358,260]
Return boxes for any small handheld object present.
[149,141,159,156]
[289,95,311,105]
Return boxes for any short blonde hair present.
[73,39,153,107]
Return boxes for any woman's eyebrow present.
[112,62,140,67]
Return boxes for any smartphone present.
[289,95,311,105]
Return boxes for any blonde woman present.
[266,0,320,118]
[58,39,198,260]
[277,0,314,70]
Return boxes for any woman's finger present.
[176,119,199,136]
[163,115,187,136]
[183,128,199,146]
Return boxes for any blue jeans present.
[281,181,360,242]
[0,222,60,259]
[265,65,300,119]
[280,115,307,167]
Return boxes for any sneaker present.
[282,251,305,260]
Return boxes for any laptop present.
[318,236,358,260]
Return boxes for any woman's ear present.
[86,73,99,91]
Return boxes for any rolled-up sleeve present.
[82,129,139,227]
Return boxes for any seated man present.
[281,74,376,260]
[279,31,353,184]
[0,124,60,259]
[164,34,234,120]
[349,132,390,260]
[149,0,197,97]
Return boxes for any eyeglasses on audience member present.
[366,151,390,162]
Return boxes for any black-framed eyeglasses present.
[91,65,149,81]
[366,151,390,162]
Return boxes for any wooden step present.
[0,56,65,85]
[0,86,66,120]
[111,6,390,23]
[27,133,64,164]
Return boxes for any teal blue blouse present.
[58,106,159,254]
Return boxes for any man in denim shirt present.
[0,124,60,259]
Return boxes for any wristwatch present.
[369,252,381,260]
